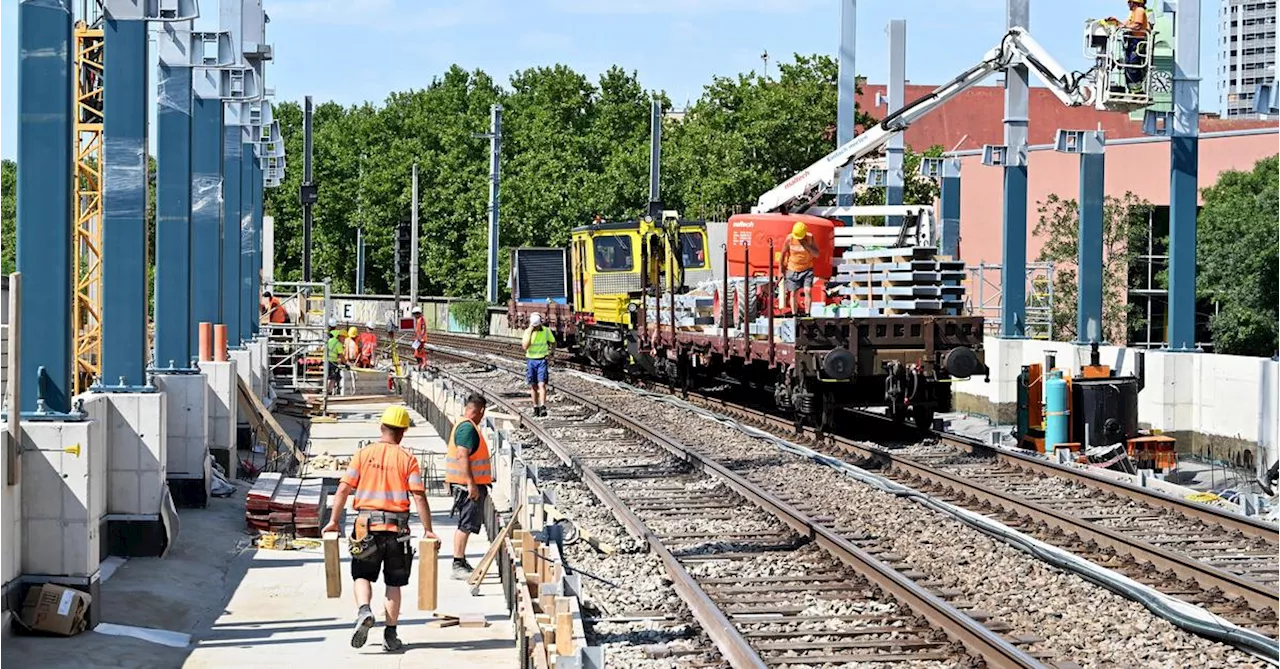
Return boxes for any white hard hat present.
[529,313,543,325]
[328,318,337,327]
[365,321,375,329]
[411,306,422,314]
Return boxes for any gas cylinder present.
[1045,369,1070,453]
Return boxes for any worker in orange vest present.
[780,221,820,315]
[411,306,428,371]
[444,393,491,580]
[357,322,379,368]
[261,291,288,324]
[322,405,435,652]
[1122,0,1151,93]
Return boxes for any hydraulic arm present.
[753,26,1150,215]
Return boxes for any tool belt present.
[349,511,411,562]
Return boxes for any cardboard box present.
[19,585,92,636]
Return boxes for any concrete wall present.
[204,361,238,476]
[955,339,1279,475]
[156,374,209,481]
[20,416,103,578]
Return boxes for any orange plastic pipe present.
[214,324,228,362]
[199,322,213,362]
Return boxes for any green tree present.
[1197,155,1279,356]
[2,160,14,274]
[1033,192,1153,343]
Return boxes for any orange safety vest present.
[1127,7,1149,37]
[413,315,428,343]
[266,297,288,324]
[341,441,425,531]
[444,419,493,485]
[786,237,815,272]
[358,332,378,358]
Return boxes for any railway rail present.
[431,362,1047,668]
[419,330,1280,637]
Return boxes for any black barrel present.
[1070,377,1139,448]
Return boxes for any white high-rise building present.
[1219,0,1278,117]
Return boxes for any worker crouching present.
[445,394,492,579]
[323,406,436,652]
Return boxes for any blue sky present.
[1,0,1230,160]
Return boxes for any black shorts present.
[350,531,413,587]
[451,484,489,535]
[327,364,342,381]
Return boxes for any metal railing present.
[262,280,331,408]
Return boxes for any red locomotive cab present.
[726,213,837,279]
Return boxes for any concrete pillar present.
[94,392,169,555]
[222,127,243,348]
[155,56,194,371]
[884,19,906,227]
[190,96,224,358]
[20,420,102,578]
[939,159,961,258]
[16,0,74,413]
[204,361,239,479]
[156,374,210,507]
[101,16,150,389]
[1167,0,1201,351]
[1000,0,1030,339]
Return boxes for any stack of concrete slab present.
[245,473,281,532]
[833,246,966,315]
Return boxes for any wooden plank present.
[417,538,439,610]
[237,374,304,464]
[467,505,522,588]
[322,532,342,598]
[555,597,573,656]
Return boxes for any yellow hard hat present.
[791,222,808,239]
[347,326,358,338]
[380,406,411,429]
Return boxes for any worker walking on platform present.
[446,394,492,579]
[1122,0,1150,92]
[411,306,429,371]
[522,313,556,417]
[780,222,820,315]
[322,405,436,652]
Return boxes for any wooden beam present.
[417,537,439,610]
[322,532,341,598]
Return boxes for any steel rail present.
[422,332,1278,613]
[431,366,766,669]
[428,357,1042,669]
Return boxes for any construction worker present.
[522,313,556,417]
[780,221,820,315]
[357,322,379,368]
[325,321,344,395]
[261,290,288,325]
[1123,0,1150,92]
[411,306,429,371]
[445,393,491,579]
[322,405,435,652]
[345,326,361,364]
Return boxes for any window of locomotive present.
[679,230,707,269]
[593,235,634,272]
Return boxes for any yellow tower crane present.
[73,19,105,394]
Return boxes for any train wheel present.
[912,405,935,433]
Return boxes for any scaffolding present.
[262,281,332,405]
[73,19,105,394]
[965,262,1056,340]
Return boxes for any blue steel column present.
[222,124,242,347]
[999,0,1030,339]
[190,96,223,354]
[884,19,906,227]
[240,140,255,344]
[100,16,149,388]
[939,159,961,259]
[16,0,74,414]
[252,157,264,338]
[836,0,857,218]
[1167,0,1201,351]
[1077,132,1106,344]
[155,59,194,370]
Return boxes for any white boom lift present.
[753,24,1154,215]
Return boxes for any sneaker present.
[452,559,474,580]
[350,608,375,648]
[382,631,404,652]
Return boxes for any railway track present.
[423,331,1280,638]
[434,363,1047,668]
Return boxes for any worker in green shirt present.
[522,313,556,417]
[326,321,345,395]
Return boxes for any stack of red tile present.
[269,477,302,534]
[246,472,282,532]
[293,479,327,538]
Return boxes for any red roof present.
[855,83,1275,152]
